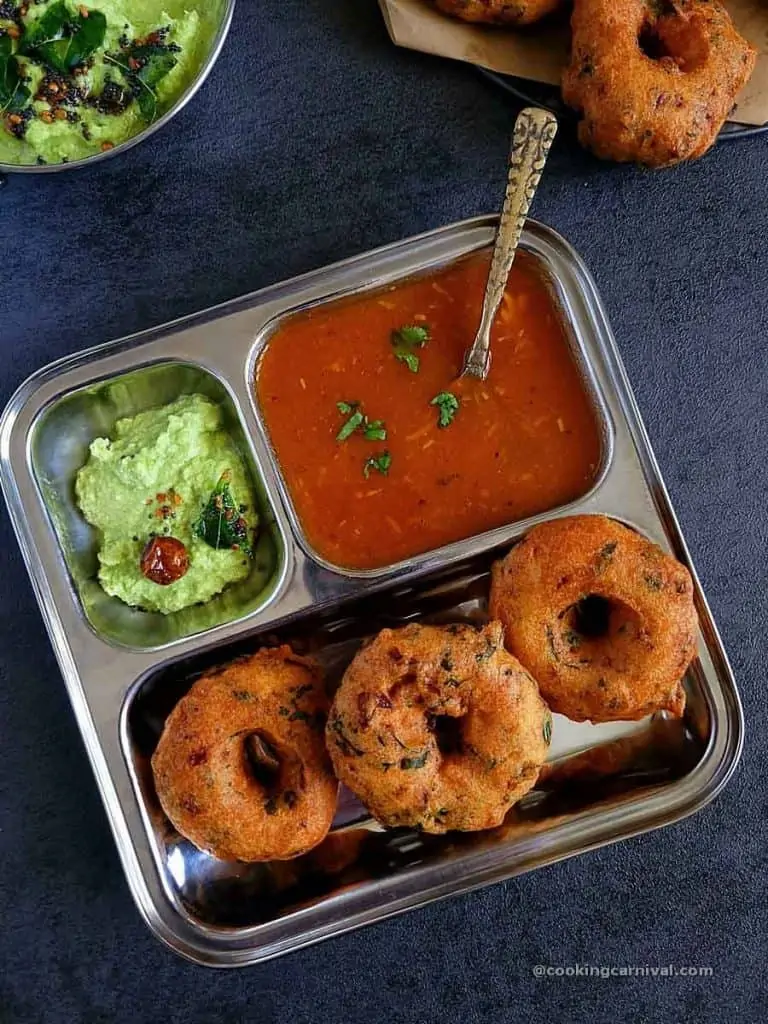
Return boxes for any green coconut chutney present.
[75,394,258,615]
[0,0,220,166]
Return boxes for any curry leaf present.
[22,3,107,73]
[19,1,69,50]
[104,45,178,123]
[193,472,254,556]
[0,35,30,115]
[62,9,106,69]
[133,49,177,121]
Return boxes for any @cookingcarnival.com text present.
[532,964,713,980]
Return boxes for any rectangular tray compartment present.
[122,531,706,937]
[248,248,614,579]
[29,360,287,650]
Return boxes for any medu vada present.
[326,622,551,833]
[489,515,698,723]
[152,646,338,862]
[561,0,757,167]
[434,0,564,28]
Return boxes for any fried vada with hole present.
[489,515,697,723]
[562,0,756,167]
[152,646,338,862]
[326,622,551,833]
[434,0,563,27]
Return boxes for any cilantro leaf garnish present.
[400,750,429,770]
[336,406,364,442]
[396,325,429,346]
[336,402,387,443]
[363,451,391,479]
[363,419,387,442]
[430,391,459,428]
[391,323,430,374]
[398,351,420,373]
[193,472,254,556]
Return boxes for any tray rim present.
[0,215,744,967]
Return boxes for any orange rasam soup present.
[255,251,604,570]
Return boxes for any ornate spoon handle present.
[461,107,558,380]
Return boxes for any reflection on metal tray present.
[478,69,768,143]
[125,545,703,929]
[0,216,743,967]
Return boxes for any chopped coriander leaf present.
[336,400,359,416]
[396,350,419,373]
[430,391,460,428]
[363,451,391,479]
[363,419,387,442]
[396,325,430,346]
[400,750,429,770]
[543,715,552,745]
[391,323,430,374]
[336,409,364,442]
[336,402,387,443]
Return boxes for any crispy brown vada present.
[326,622,551,833]
[562,0,756,166]
[434,0,563,27]
[489,516,697,723]
[152,646,338,861]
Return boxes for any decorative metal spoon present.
[460,107,558,381]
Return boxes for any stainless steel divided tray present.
[0,216,743,968]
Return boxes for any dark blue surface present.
[2,2,767,1021]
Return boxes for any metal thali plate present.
[0,216,743,966]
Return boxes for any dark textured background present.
[2,1,766,1021]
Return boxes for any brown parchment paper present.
[378,0,768,126]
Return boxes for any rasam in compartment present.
[254,250,605,572]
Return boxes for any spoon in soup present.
[460,107,558,381]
